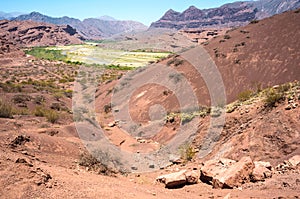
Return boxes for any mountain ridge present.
[13,11,148,39]
[150,0,300,29]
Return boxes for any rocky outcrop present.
[0,20,83,47]
[150,0,300,30]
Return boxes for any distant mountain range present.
[150,0,300,29]
[11,12,147,40]
[0,11,24,20]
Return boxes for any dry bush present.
[238,90,253,102]
[264,88,285,107]
[0,98,13,118]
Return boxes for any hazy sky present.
[2,0,240,26]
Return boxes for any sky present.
[2,0,240,26]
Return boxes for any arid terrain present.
[0,4,299,199]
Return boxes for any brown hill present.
[0,20,83,47]
[144,8,300,107]
[204,8,300,103]
[0,20,83,65]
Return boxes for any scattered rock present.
[156,170,187,188]
[137,138,147,143]
[32,168,52,186]
[285,105,292,110]
[185,170,199,184]
[9,135,30,148]
[276,155,300,173]
[288,155,300,167]
[108,121,118,127]
[15,158,33,167]
[251,161,272,182]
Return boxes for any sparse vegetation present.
[250,20,259,24]
[264,88,285,107]
[0,82,22,92]
[167,57,184,67]
[169,73,183,84]
[0,98,13,118]
[104,103,112,114]
[179,143,195,162]
[34,106,59,123]
[224,35,231,40]
[238,90,253,102]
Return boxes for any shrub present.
[0,99,13,118]
[224,35,231,39]
[250,20,259,24]
[34,106,45,117]
[64,90,73,98]
[34,106,59,123]
[0,82,22,92]
[180,113,195,125]
[238,90,253,102]
[12,94,31,104]
[104,103,112,114]
[79,152,100,168]
[45,109,59,123]
[34,95,45,104]
[53,92,63,101]
[167,59,175,66]
[78,152,118,176]
[179,143,195,162]
[169,73,183,84]
[264,88,284,107]
[174,59,184,67]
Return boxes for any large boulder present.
[185,170,199,184]
[250,161,272,182]
[200,157,254,189]
[212,156,254,188]
[156,170,187,188]
[200,158,236,184]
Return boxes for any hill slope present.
[150,0,300,29]
[0,20,83,65]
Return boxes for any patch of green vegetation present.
[25,47,67,61]
[104,64,134,71]
[46,44,170,67]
